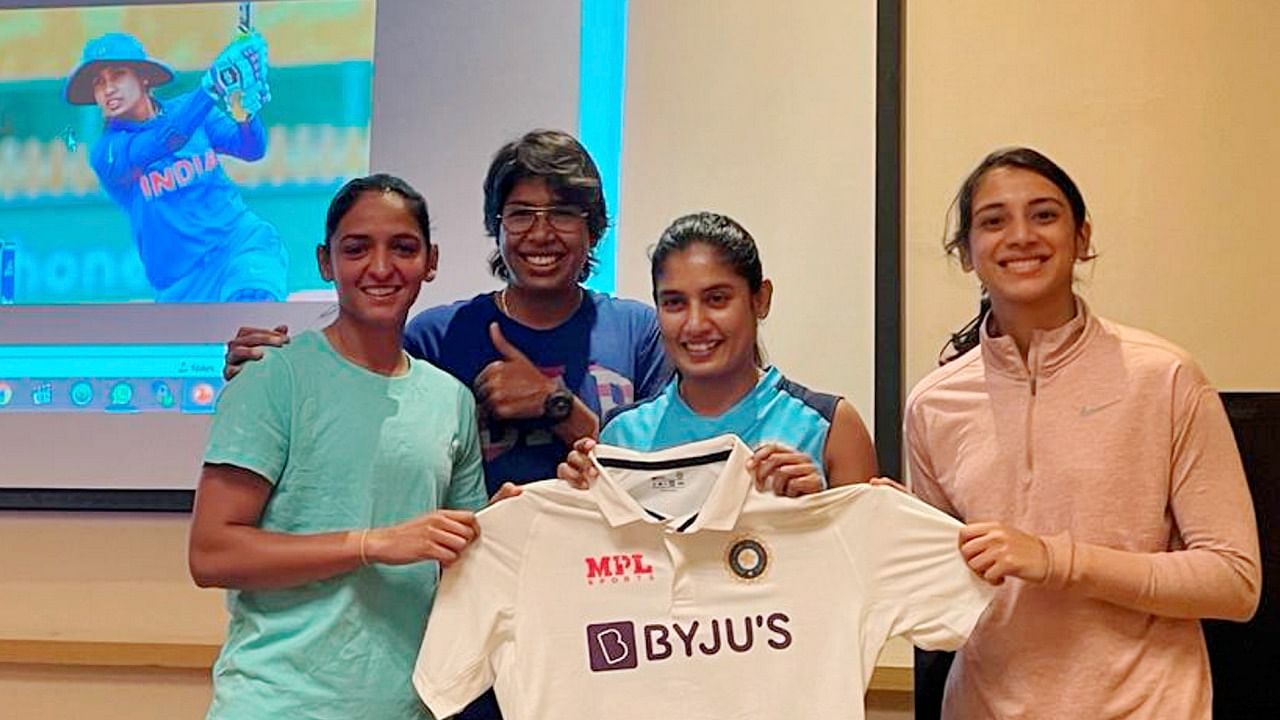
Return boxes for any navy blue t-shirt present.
[404,289,669,493]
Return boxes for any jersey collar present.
[587,434,753,532]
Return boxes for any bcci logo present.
[726,537,768,581]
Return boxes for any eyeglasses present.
[498,205,588,234]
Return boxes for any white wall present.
[616,0,879,423]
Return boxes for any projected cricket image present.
[0,0,375,304]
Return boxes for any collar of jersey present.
[587,434,753,532]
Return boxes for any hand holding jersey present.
[362,509,480,568]
[746,441,826,496]
[557,436,600,487]
[958,521,1051,586]
[855,478,1052,585]
[202,32,271,119]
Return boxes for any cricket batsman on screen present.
[64,17,287,303]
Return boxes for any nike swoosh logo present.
[1080,398,1122,417]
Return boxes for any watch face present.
[545,389,574,422]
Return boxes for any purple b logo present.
[586,621,638,672]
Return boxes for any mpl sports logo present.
[585,613,792,672]
[584,553,655,586]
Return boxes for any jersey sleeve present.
[843,487,994,653]
[444,383,488,512]
[203,347,293,484]
[413,495,537,717]
[204,111,267,161]
[91,92,218,190]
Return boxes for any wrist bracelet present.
[359,528,371,567]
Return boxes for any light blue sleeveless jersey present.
[600,366,839,481]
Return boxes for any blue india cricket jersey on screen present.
[90,90,284,301]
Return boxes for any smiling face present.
[497,178,591,293]
[91,65,151,121]
[655,242,771,387]
[318,190,437,330]
[963,166,1090,316]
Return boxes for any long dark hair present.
[650,211,767,367]
[938,147,1090,364]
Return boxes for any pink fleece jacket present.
[905,300,1260,720]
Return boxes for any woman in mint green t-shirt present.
[189,175,503,720]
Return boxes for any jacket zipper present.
[1025,341,1040,486]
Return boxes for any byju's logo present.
[584,553,655,585]
[585,613,792,673]
[586,622,639,672]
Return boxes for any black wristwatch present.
[542,386,575,424]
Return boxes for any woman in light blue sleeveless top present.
[565,211,877,493]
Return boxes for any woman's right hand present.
[224,325,290,380]
[958,521,1050,586]
[557,437,599,489]
[365,509,480,568]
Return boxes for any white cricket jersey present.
[413,435,993,719]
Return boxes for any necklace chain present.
[496,287,584,322]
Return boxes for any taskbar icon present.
[0,378,221,413]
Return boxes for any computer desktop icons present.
[0,378,222,413]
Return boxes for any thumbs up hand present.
[474,322,560,420]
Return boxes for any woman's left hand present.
[556,437,598,489]
[958,522,1050,585]
[748,442,825,497]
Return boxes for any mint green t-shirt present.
[203,330,487,720]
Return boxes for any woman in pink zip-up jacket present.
[905,147,1261,720]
